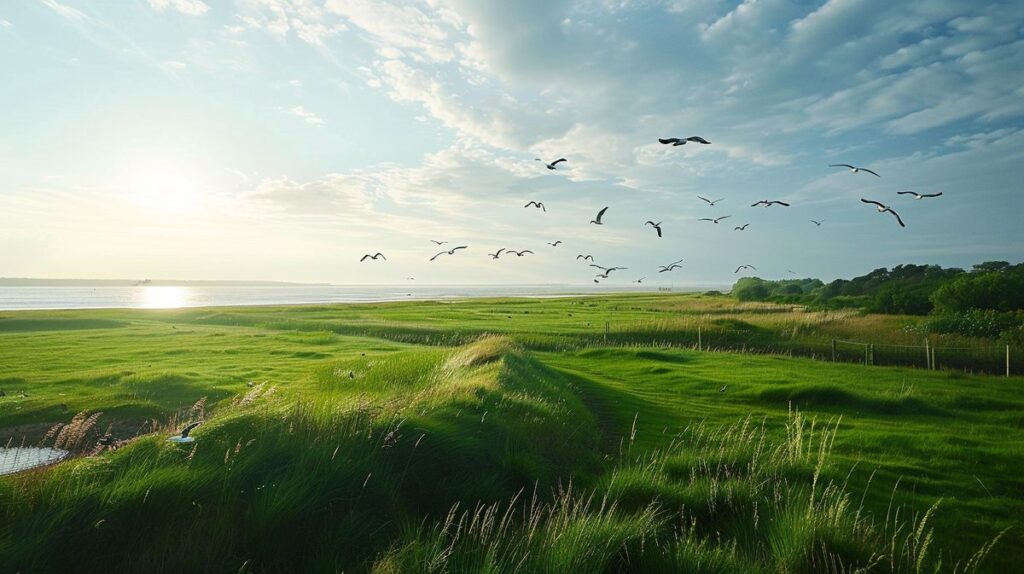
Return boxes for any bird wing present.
[896,191,915,196]
[576,254,585,260]
[921,192,943,198]
[749,265,757,270]
[686,136,711,144]
[520,250,534,255]
[539,203,546,211]
[699,218,713,222]
[360,255,371,261]
[550,158,567,166]
[451,246,468,252]
[888,209,906,228]
[656,226,662,237]
[716,215,731,222]
[524,201,536,208]
[861,168,881,177]
[644,220,656,226]
[697,195,711,204]
[429,251,446,261]
[595,206,608,222]
[750,201,765,207]
[830,164,855,169]
[774,201,791,207]
[590,264,609,270]
[861,198,885,208]
[659,138,680,144]
[180,421,201,438]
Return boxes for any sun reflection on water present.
[139,286,191,309]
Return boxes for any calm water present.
[0,284,719,311]
[0,447,69,476]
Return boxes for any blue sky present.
[1,0,1022,285]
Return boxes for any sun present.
[130,164,204,214]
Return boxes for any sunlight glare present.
[130,164,204,214]
[138,286,191,309]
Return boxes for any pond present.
[0,447,69,476]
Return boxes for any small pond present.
[0,447,69,476]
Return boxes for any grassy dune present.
[0,293,1021,572]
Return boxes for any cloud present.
[0,18,12,29]
[38,0,92,23]
[148,0,210,16]
[285,105,325,125]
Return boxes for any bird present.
[547,240,562,247]
[734,264,757,274]
[524,201,546,211]
[644,221,663,237]
[507,250,534,257]
[536,158,567,170]
[590,264,627,274]
[698,196,725,206]
[488,248,506,260]
[787,270,797,275]
[359,253,386,262]
[810,220,824,226]
[699,215,731,224]
[590,206,609,225]
[633,277,646,284]
[751,200,790,208]
[168,421,201,443]
[719,385,728,393]
[406,277,415,281]
[830,164,880,177]
[659,136,711,146]
[897,191,943,200]
[860,199,906,227]
[658,264,683,273]
[430,240,448,245]
[576,254,594,262]
[734,224,750,231]
[430,246,469,261]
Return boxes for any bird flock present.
[359,136,943,283]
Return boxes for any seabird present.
[524,201,546,211]
[168,421,201,443]
[734,224,750,231]
[658,264,683,273]
[536,158,567,170]
[860,199,906,227]
[547,240,562,247]
[430,245,469,261]
[430,240,448,245]
[699,215,731,224]
[830,164,880,177]
[734,264,757,274]
[507,250,534,257]
[633,277,646,284]
[897,191,943,200]
[751,200,790,208]
[644,221,663,237]
[359,253,386,262]
[590,264,627,274]
[698,196,725,206]
[810,220,824,226]
[576,254,594,262]
[488,248,506,260]
[659,136,711,146]
[590,206,609,225]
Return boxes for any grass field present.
[1,293,1021,572]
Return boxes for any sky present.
[1,0,1022,286]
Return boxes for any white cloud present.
[286,105,326,125]
[148,0,210,16]
[0,18,12,29]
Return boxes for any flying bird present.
[524,201,546,211]
[659,136,711,146]
[359,253,386,262]
[590,264,627,274]
[734,224,750,231]
[644,221,663,237]
[751,200,790,208]
[507,250,534,257]
[430,240,448,245]
[897,191,943,200]
[830,164,880,177]
[633,277,646,284]
[576,254,594,262]
[698,196,725,206]
[734,264,757,274]
[547,240,562,247]
[810,220,824,226]
[168,421,201,443]
[430,246,469,261]
[488,248,506,260]
[590,206,609,225]
[699,215,731,224]
[536,158,567,170]
[658,264,683,273]
[860,199,906,227]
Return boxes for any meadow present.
[0,292,1021,572]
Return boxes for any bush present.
[921,310,1024,339]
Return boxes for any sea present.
[0,284,723,311]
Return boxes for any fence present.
[832,339,1016,376]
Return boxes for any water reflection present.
[139,286,191,309]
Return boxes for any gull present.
[658,264,683,273]
[810,220,824,226]
[734,264,757,274]
[659,136,711,146]
[787,270,796,275]
[430,246,469,261]
[590,264,627,274]
[699,215,731,224]
[524,201,546,211]
[507,250,534,257]
[547,240,562,247]
[633,277,646,284]
[830,164,880,177]
[359,253,386,262]
[698,196,725,206]
[488,248,506,260]
[576,254,594,262]
[860,199,905,227]
[430,240,448,245]
[406,277,415,280]
[590,206,609,225]
[734,224,750,231]
[751,200,790,208]
[644,221,663,237]
[168,422,201,443]
[897,191,943,200]
[536,158,567,170]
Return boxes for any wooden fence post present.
[831,339,837,362]
[869,344,874,366]
[1008,345,1011,378]
[698,325,702,352]
[604,321,609,343]
[925,339,930,369]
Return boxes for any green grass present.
[0,293,1021,572]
